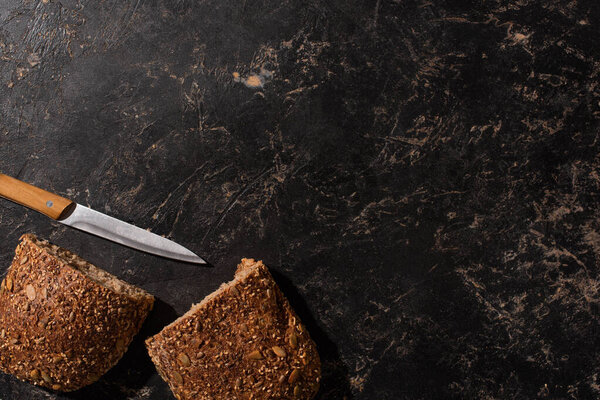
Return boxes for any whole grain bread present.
[0,233,154,391]
[146,258,321,400]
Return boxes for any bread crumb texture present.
[146,258,321,400]
[0,234,154,391]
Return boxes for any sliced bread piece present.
[0,233,154,391]
[146,258,321,400]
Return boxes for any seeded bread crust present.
[146,258,321,400]
[0,234,154,391]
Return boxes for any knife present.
[0,173,206,264]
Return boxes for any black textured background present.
[0,0,599,399]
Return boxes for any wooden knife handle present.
[0,173,74,220]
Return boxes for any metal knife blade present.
[59,204,206,264]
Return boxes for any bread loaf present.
[0,233,154,391]
[146,258,321,399]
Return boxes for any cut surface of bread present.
[34,234,148,298]
[0,233,154,391]
[146,258,321,400]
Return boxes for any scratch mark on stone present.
[393,264,442,304]
[167,182,194,238]
[429,190,467,198]
[137,120,156,136]
[152,162,207,222]
[372,0,381,28]
[546,245,590,277]
[15,159,29,179]
[122,0,142,38]
[201,166,274,243]
[203,163,234,181]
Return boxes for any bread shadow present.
[270,270,353,399]
[63,297,177,400]
[63,271,352,399]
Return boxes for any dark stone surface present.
[0,0,599,398]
